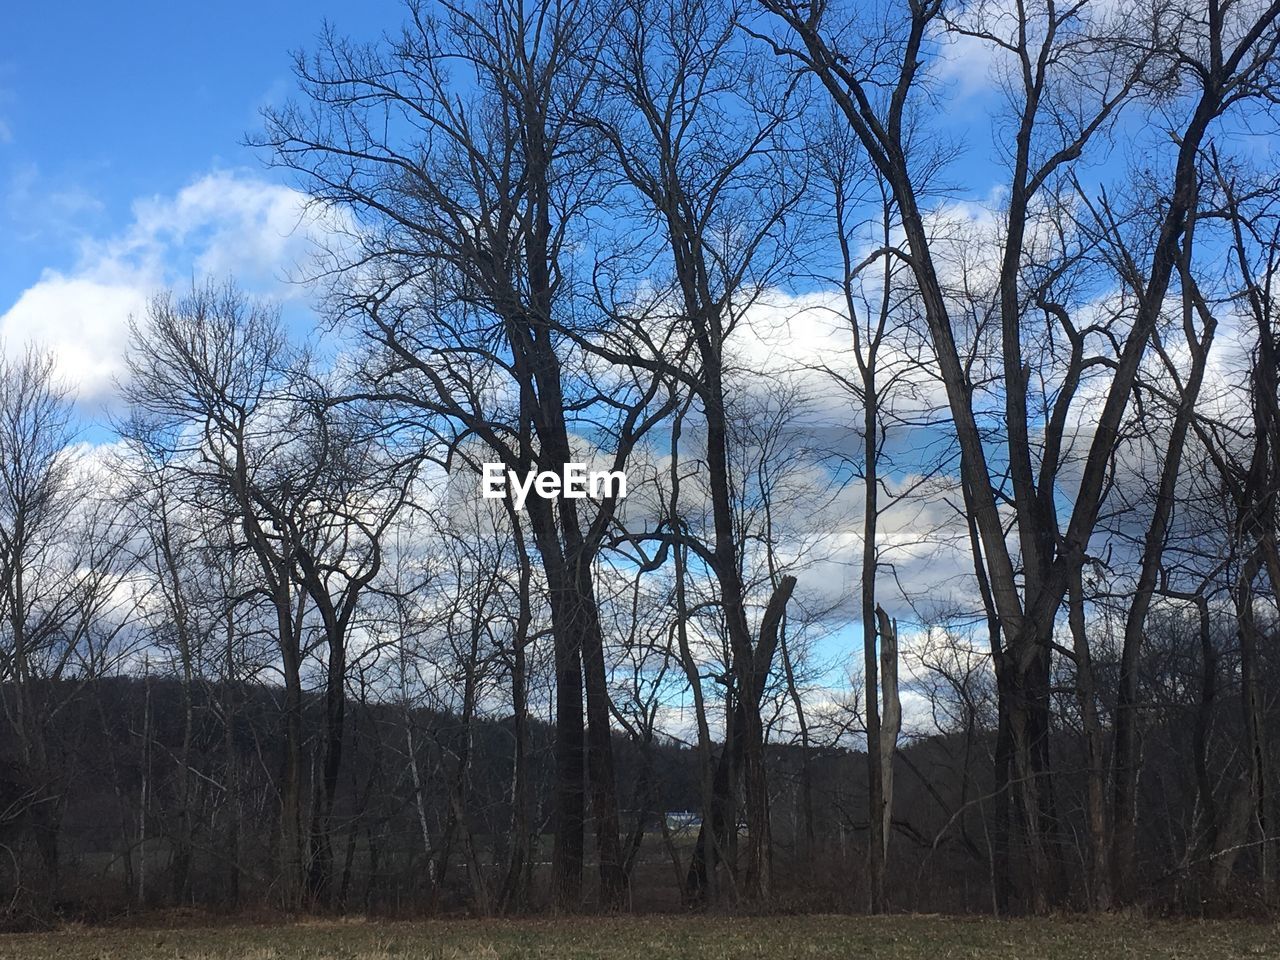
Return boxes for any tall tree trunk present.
[308,622,346,907]
[499,634,531,913]
[674,533,720,906]
[1068,570,1110,910]
[778,623,815,863]
[452,636,490,915]
[687,295,776,902]
[223,610,242,907]
[1113,258,1217,902]
[686,577,796,903]
[1185,591,1220,876]
[1236,548,1270,893]
[874,606,901,910]
[524,500,587,912]
[862,379,886,912]
[500,512,533,913]
[575,565,627,908]
[511,290,625,913]
[277,585,305,911]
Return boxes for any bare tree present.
[255,0,678,909]
[123,283,316,908]
[0,348,137,917]
[760,0,1280,910]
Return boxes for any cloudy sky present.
[0,3,1097,727]
[5,0,1241,738]
[0,1,412,416]
[0,2,1028,423]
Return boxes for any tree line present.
[2,0,1280,923]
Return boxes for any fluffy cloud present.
[0,170,324,411]
[1,274,149,409]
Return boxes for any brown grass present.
[1,914,1277,959]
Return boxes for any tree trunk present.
[874,606,901,910]
[863,384,886,912]
[308,622,346,907]
[1068,570,1110,910]
[686,576,796,903]
[1236,548,1270,894]
[1113,266,1217,902]
[278,586,305,911]
[223,610,242,907]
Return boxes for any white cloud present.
[1,273,150,410]
[122,172,323,292]
[0,170,326,412]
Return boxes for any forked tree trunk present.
[686,577,796,903]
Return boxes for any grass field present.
[1,915,1277,960]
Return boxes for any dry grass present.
[1,915,1277,960]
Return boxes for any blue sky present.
[0,1,1226,727]
[0,2,1063,644]
[0,3,1008,350]
[0,3,1024,422]
[6,2,343,292]
[0,2,412,421]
